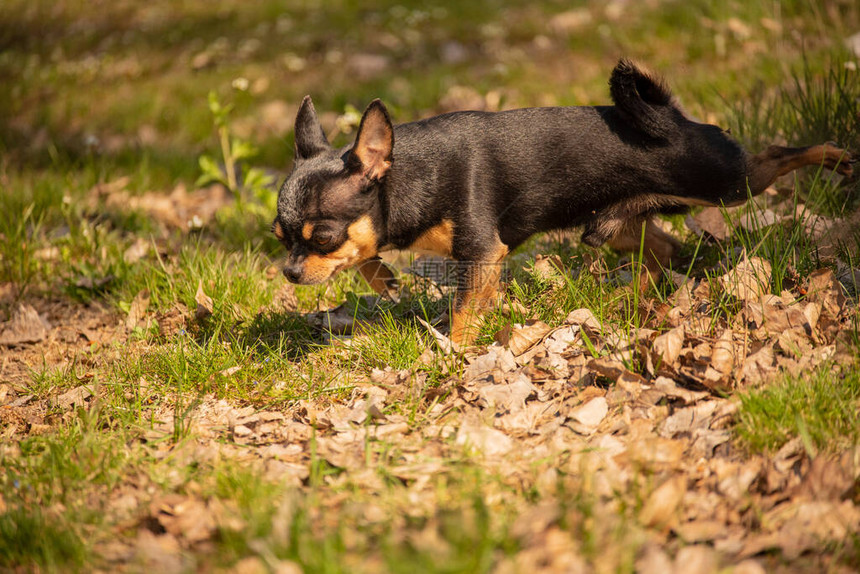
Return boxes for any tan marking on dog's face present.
[299,215,379,283]
[272,220,285,240]
[407,219,455,256]
[301,222,315,241]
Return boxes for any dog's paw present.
[837,151,855,179]
[822,144,854,177]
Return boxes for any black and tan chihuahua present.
[272,59,853,345]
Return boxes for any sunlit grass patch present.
[111,329,317,418]
[118,241,276,319]
[25,355,89,399]
[727,53,860,213]
[3,412,135,506]
[340,313,433,371]
[735,363,860,454]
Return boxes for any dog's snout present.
[282,264,302,283]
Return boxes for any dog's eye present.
[313,231,332,246]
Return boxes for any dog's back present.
[385,63,747,249]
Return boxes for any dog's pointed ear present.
[294,96,330,160]
[349,99,394,181]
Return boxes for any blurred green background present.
[2,0,857,191]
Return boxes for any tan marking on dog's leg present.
[450,239,508,346]
[748,144,854,194]
[357,258,399,298]
[407,219,455,256]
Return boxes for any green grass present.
[726,52,860,214]
[0,410,139,572]
[202,464,519,573]
[735,363,860,454]
[0,506,88,572]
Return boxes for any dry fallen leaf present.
[738,208,782,232]
[805,268,846,318]
[565,308,602,331]
[417,317,458,354]
[150,494,216,544]
[659,401,719,438]
[740,344,776,385]
[652,377,709,405]
[711,329,735,376]
[50,385,94,410]
[758,299,812,337]
[123,237,150,264]
[315,434,366,470]
[503,320,553,356]
[586,357,629,381]
[672,544,719,574]
[636,543,674,574]
[652,325,685,367]
[639,474,686,529]
[674,520,728,544]
[567,397,608,435]
[0,304,51,346]
[688,207,731,241]
[455,415,513,456]
[531,254,565,285]
[797,454,857,501]
[477,372,536,413]
[719,256,772,302]
[194,280,214,322]
[543,325,580,354]
[126,289,151,330]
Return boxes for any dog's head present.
[273,96,394,284]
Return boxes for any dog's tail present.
[609,59,679,139]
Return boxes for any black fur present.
[273,59,853,343]
[278,61,746,256]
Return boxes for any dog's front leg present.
[449,240,509,346]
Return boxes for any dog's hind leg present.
[747,143,854,195]
[607,216,682,270]
[603,216,681,292]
